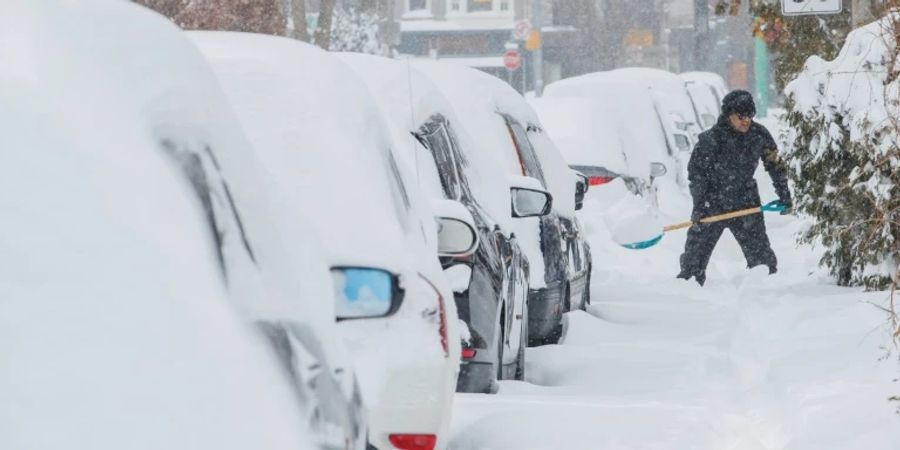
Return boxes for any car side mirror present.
[674,133,691,152]
[650,162,668,178]
[511,187,553,218]
[331,267,402,321]
[434,200,479,258]
[574,172,588,211]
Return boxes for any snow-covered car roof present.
[334,53,451,211]
[606,67,702,132]
[190,32,414,273]
[529,96,629,175]
[413,60,576,218]
[0,5,315,448]
[15,0,338,330]
[543,75,674,181]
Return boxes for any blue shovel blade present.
[621,234,663,250]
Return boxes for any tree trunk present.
[314,0,337,49]
[292,0,310,41]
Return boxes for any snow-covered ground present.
[448,114,900,450]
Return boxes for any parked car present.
[682,76,722,130]
[415,61,592,345]
[58,4,370,450]
[1,4,317,449]
[543,74,690,191]
[192,32,475,450]
[533,84,670,209]
[681,71,729,107]
[336,53,545,393]
[607,67,705,145]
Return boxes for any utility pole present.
[692,0,709,70]
[851,0,874,26]
[532,0,544,97]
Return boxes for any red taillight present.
[461,347,477,359]
[389,434,437,450]
[418,275,449,357]
[588,176,615,186]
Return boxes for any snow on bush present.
[783,14,900,290]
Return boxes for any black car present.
[414,114,551,393]
[501,115,594,345]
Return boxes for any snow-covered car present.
[606,67,704,147]
[415,61,592,345]
[0,3,322,449]
[543,74,691,191]
[531,90,670,209]
[681,73,724,130]
[191,32,467,450]
[40,3,370,450]
[681,71,729,107]
[336,53,543,393]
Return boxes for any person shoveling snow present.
[676,90,792,286]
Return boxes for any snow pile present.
[784,15,899,288]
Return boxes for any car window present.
[505,118,546,184]
[382,146,413,233]
[159,138,256,280]
[417,122,463,201]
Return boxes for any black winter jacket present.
[688,115,792,216]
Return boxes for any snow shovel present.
[617,200,787,250]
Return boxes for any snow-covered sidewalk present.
[448,121,899,449]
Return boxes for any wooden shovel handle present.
[663,206,762,232]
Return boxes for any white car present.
[606,67,705,145]
[681,71,729,106]
[0,5,313,450]
[191,32,473,450]
[26,3,371,450]
[543,74,692,192]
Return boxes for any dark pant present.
[679,213,777,277]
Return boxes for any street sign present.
[503,49,522,71]
[782,0,842,16]
[513,19,532,41]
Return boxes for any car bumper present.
[367,364,456,450]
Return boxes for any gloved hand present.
[691,209,704,223]
[776,198,793,215]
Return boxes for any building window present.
[449,0,512,13]
[467,0,492,11]
[408,0,428,12]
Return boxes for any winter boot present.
[677,271,706,287]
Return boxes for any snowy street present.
[7,4,900,450]
[449,118,900,450]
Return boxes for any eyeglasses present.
[737,114,754,120]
